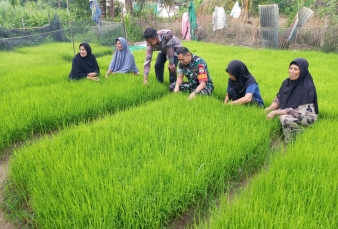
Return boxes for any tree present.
[109,0,115,18]
[9,0,19,7]
[125,0,133,14]
[99,0,107,18]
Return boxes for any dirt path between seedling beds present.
[168,137,285,228]
[0,160,17,229]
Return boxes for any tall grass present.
[201,119,338,228]
[4,95,274,228]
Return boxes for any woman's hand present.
[224,96,229,104]
[266,110,276,119]
[265,103,279,113]
[264,107,271,112]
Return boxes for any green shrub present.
[321,26,338,53]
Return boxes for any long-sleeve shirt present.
[143,29,182,76]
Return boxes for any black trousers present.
[155,53,179,84]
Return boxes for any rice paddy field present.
[0,41,337,228]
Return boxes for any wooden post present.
[21,18,25,29]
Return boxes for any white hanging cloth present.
[230,1,241,19]
[212,6,227,31]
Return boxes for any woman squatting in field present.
[224,60,264,106]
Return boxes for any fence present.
[0,14,124,51]
[1,13,337,53]
[137,17,338,52]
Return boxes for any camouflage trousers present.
[279,104,317,143]
[169,82,213,95]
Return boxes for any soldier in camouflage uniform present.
[170,47,214,100]
[265,58,318,143]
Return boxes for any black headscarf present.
[69,42,100,80]
[277,58,318,114]
[226,60,257,97]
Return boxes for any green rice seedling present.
[0,43,111,94]
[0,75,167,152]
[0,43,148,153]
[4,94,275,228]
[1,41,336,115]
[2,41,337,228]
[0,42,167,152]
[199,119,338,228]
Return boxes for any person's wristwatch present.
[193,89,199,94]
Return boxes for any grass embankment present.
[0,43,166,153]
[201,118,338,228]
[4,95,275,228]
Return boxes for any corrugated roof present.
[284,7,314,40]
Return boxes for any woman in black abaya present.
[265,58,318,143]
[69,42,100,81]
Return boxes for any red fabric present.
[197,64,208,82]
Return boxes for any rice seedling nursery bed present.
[1,41,337,228]
[201,119,338,228]
[5,95,274,228]
[0,43,167,152]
